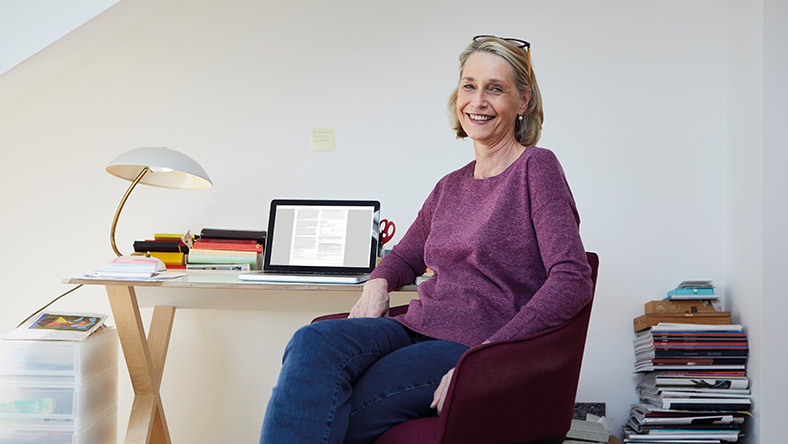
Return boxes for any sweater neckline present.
[469,146,530,181]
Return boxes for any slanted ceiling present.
[0,0,121,76]
[0,0,166,103]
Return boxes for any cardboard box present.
[633,312,731,332]
[644,299,718,314]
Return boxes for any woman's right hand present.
[348,278,390,318]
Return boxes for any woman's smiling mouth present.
[468,113,494,122]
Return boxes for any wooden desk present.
[65,271,417,444]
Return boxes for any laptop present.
[239,199,381,284]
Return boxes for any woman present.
[260,35,593,444]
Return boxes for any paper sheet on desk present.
[76,271,187,281]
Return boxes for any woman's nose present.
[472,91,488,108]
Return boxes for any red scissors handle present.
[380,219,396,246]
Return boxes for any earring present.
[518,114,524,121]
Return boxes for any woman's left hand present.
[430,367,455,415]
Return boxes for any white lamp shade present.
[106,146,212,190]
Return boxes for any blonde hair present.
[448,36,544,146]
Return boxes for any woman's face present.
[456,52,529,147]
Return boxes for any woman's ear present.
[520,88,532,114]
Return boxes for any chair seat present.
[373,417,440,444]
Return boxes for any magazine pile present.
[78,256,185,280]
[625,323,750,443]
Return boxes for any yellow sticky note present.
[312,128,335,152]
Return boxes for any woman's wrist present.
[365,277,389,292]
[363,278,390,301]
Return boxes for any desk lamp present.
[106,146,212,256]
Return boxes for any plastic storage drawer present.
[0,370,117,428]
[0,328,117,383]
[0,408,117,444]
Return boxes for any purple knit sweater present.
[370,147,593,347]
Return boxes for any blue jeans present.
[260,317,469,444]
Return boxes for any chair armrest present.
[311,304,409,323]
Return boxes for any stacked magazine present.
[624,323,751,443]
[633,323,747,373]
[91,256,166,278]
[77,256,185,280]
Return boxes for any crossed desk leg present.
[106,285,175,444]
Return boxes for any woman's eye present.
[490,87,503,93]
[462,84,475,90]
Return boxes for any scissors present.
[379,219,396,253]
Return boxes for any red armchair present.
[313,252,599,444]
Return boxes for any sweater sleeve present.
[369,186,437,291]
[484,151,593,343]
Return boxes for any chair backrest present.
[435,251,599,443]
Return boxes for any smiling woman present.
[448,35,544,152]
[260,35,591,444]
[455,52,530,165]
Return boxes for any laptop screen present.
[264,200,381,273]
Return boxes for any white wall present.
[726,0,788,441]
[725,0,763,441]
[0,0,767,442]
[760,0,788,441]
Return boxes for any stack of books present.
[186,228,265,271]
[132,233,192,269]
[624,281,751,443]
[633,323,748,373]
[625,401,748,443]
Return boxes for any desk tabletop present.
[64,270,418,293]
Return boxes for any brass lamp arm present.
[110,167,149,257]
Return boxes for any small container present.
[0,327,119,439]
[0,328,117,383]
[0,407,117,444]
[0,370,117,428]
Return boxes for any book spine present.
[667,287,715,296]
[662,399,751,410]
[186,263,252,271]
[654,378,749,389]
[187,252,259,269]
[195,238,259,245]
[189,249,258,258]
[653,341,748,347]
[192,241,262,253]
[650,335,747,342]
[653,349,749,358]
[656,370,746,377]
[199,228,266,243]
[133,240,187,253]
[154,233,195,241]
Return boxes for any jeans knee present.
[284,322,334,361]
[291,322,322,343]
